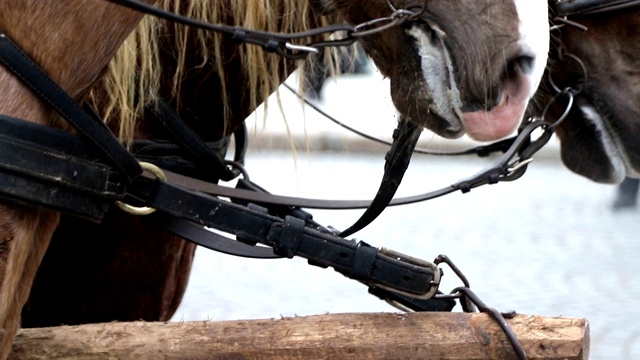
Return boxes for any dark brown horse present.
[533,1,640,184]
[0,1,548,358]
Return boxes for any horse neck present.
[97,0,336,143]
[0,0,152,128]
[0,3,156,359]
[165,0,334,141]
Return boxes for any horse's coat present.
[532,2,640,183]
[0,1,152,356]
[0,1,549,358]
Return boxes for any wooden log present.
[10,312,589,360]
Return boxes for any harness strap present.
[272,216,306,258]
[162,214,455,311]
[555,0,640,16]
[0,116,125,197]
[339,117,422,237]
[144,100,240,181]
[0,33,142,181]
[350,242,379,281]
[162,215,281,259]
[142,179,437,296]
[0,116,125,220]
[155,118,550,211]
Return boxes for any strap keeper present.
[232,29,247,43]
[263,39,280,52]
[350,241,378,281]
[273,216,306,258]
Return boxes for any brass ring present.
[115,162,166,216]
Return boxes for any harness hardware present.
[114,162,166,216]
[372,248,441,300]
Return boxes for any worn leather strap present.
[368,287,456,312]
[340,117,422,237]
[142,179,437,296]
[350,242,379,281]
[555,0,640,16]
[0,171,110,221]
[161,215,281,259]
[272,216,307,258]
[0,33,142,180]
[144,100,238,181]
[0,115,124,220]
[0,117,125,198]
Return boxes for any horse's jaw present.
[557,100,640,184]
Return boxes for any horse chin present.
[558,102,630,184]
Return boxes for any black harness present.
[0,28,452,312]
[555,0,640,16]
[0,3,560,358]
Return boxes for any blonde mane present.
[93,0,343,145]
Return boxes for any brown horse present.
[533,1,640,184]
[0,0,548,358]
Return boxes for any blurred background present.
[171,61,640,359]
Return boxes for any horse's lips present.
[461,76,532,142]
[404,25,464,137]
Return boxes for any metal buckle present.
[115,161,166,216]
[373,248,441,300]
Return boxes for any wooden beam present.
[10,312,589,360]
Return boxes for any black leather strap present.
[272,216,307,258]
[0,115,124,220]
[161,215,281,259]
[145,100,238,181]
[350,242,379,281]
[143,180,437,296]
[556,0,640,16]
[0,171,110,221]
[340,117,422,237]
[0,117,125,198]
[0,33,142,181]
[368,287,456,312]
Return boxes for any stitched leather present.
[145,180,437,296]
[0,116,125,220]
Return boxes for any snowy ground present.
[171,69,640,359]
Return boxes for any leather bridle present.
[105,0,429,60]
[555,0,640,17]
